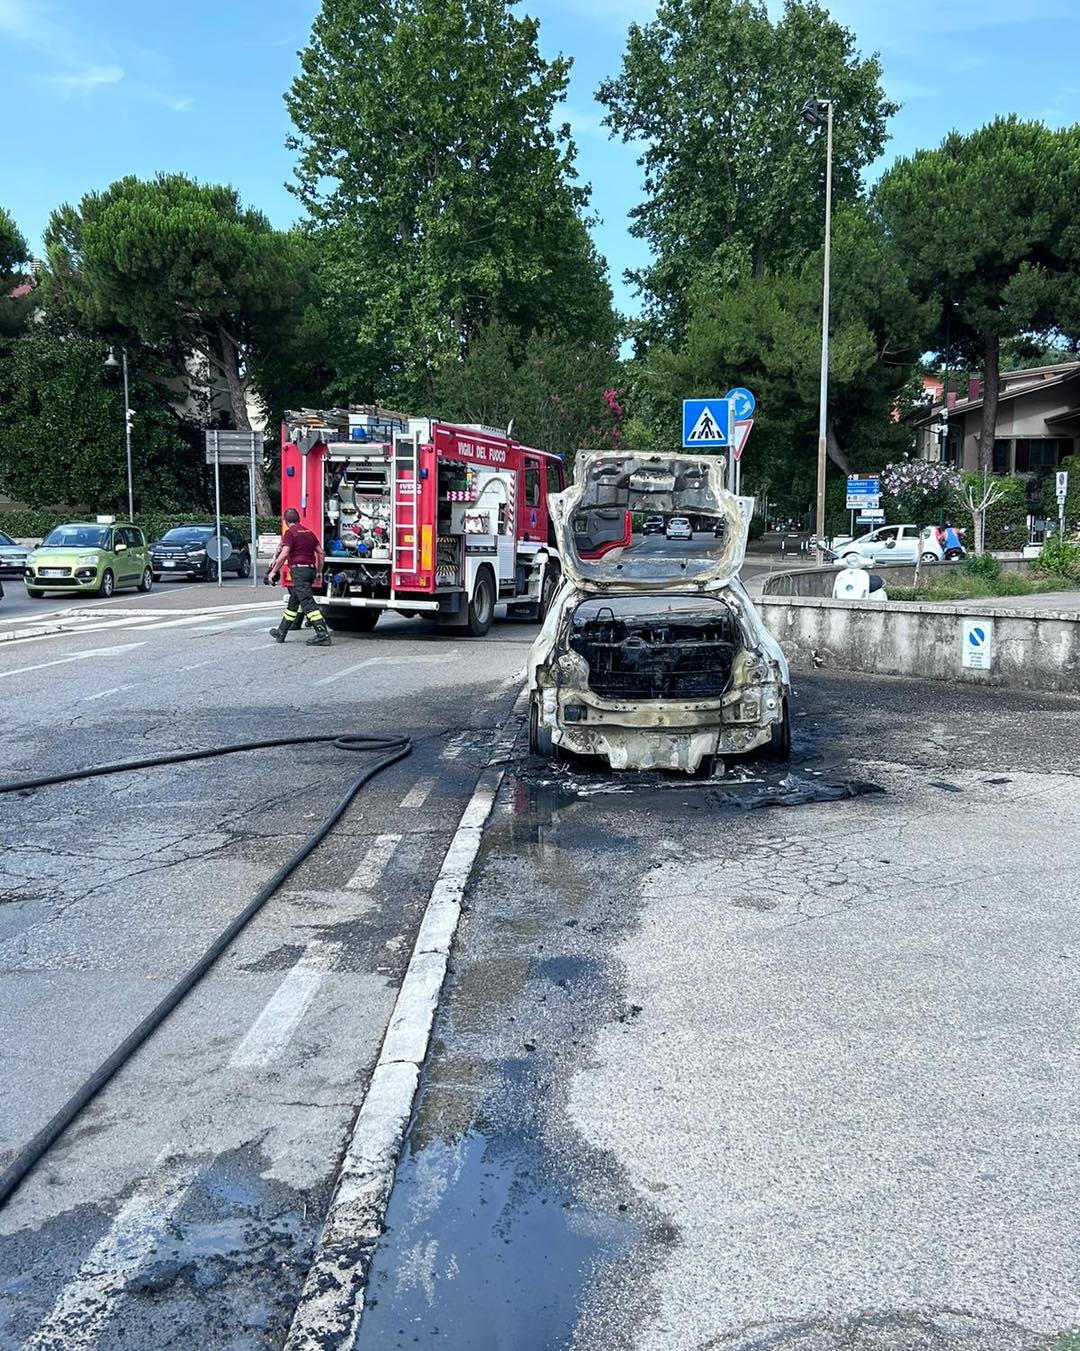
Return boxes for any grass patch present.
[1049,1333,1080,1351]
[889,571,1080,602]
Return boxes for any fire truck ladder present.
[392,435,418,576]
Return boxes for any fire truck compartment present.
[568,595,740,700]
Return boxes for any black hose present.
[0,730,411,1209]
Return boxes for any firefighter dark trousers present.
[271,566,331,644]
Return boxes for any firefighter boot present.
[270,608,299,642]
[306,616,332,647]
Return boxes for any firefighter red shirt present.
[282,524,319,567]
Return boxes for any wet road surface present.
[358,674,1080,1351]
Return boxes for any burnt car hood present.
[551,451,749,593]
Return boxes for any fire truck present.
[280,408,566,636]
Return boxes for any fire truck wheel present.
[326,609,380,633]
[528,696,555,758]
[466,569,495,637]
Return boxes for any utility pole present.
[105,347,135,521]
[801,96,833,560]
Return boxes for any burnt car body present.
[527,451,790,773]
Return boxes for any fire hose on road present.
[0,729,412,1208]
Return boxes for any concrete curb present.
[283,696,526,1349]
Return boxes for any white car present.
[528,453,790,774]
[831,524,942,567]
[665,516,693,541]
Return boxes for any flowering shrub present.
[882,460,962,498]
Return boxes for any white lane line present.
[178,658,217,673]
[440,735,466,761]
[81,684,136,703]
[284,764,506,1349]
[230,942,342,1069]
[0,642,146,681]
[188,614,278,634]
[314,651,458,688]
[25,1148,196,1350]
[345,833,402,890]
[314,660,375,688]
[398,777,435,813]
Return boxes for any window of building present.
[992,439,1011,475]
[1014,438,1067,473]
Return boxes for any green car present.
[24,520,153,599]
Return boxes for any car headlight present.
[77,552,100,564]
[187,549,207,558]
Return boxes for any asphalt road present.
[3,597,1078,1351]
[0,572,259,627]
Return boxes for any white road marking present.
[398,777,435,813]
[440,736,465,761]
[314,652,458,688]
[81,684,136,702]
[230,942,342,1069]
[345,833,403,890]
[177,658,217,673]
[188,614,279,634]
[25,1148,196,1350]
[284,765,505,1349]
[0,642,146,681]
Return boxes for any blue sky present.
[3,0,1080,318]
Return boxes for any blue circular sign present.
[968,626,986,647]
[725,387,756,420]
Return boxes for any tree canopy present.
[598,0,896,342]
[876,116,1080,469]
[286,0,616,406]
[42,174,320,510]
[0,205,33,339]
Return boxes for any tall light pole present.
[801,95,833,555]
[104,346,135,521]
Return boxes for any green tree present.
[634,204,933,504]
[876,117,1080,472]
[598,0,896,341]
[0,205,33,338]
[286,0,615,406]
[431,320,622,460]
[43,175,318,512]
[0,320,202,512]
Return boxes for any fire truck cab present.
[281,409,565,636]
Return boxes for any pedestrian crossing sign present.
[682,398,732,448]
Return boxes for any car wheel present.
[466,568,495,637]
[138,566,153,593]
[761,697,791,761]
[98,569,115,598]
[920,551,938,563]
[26,588,44,599]
[528,696,556,757]
[238,552,251,578]
[325,609,380,632]
[842,553,862,568]
[207,560,219,583]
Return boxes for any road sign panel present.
[724,387,756,421]
[731,419,753,462]
[682,399,732,448]
[856,510,885,525]
[204,430,265,465]
[847,494,881,510]
[1056,469,1069,504]
[961,618,993,671]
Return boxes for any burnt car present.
[527,451,790,773]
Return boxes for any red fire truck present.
[280,409,566,636]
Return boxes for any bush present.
[1036,535,1080,581]
[961,473,1028,550]
[0,509,279,545]
[964,552,1002,582]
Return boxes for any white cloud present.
[45,63,124,94]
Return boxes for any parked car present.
[665,516,693,541]
[831,523,943,567]
[528,452,790,773]
[150,523,252,582]
[642,515,665,535]
[0,529,29,577]
[24,520,153,598]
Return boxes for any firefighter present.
[267,508,332,646]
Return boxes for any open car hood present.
[551,451,750,593]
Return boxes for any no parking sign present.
[961,618,993,671]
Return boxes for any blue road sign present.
[682,398,732,448]
[846,475,880,496]
[968,625,987,648]
[725,386,756,421]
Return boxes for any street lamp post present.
[104,347,135,522]
[801,95,833,558]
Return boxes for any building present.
[914,360,1080,479]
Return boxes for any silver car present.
[528,452,791,774]
[0,529,29,577]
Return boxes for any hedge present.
[0,509,281,544]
